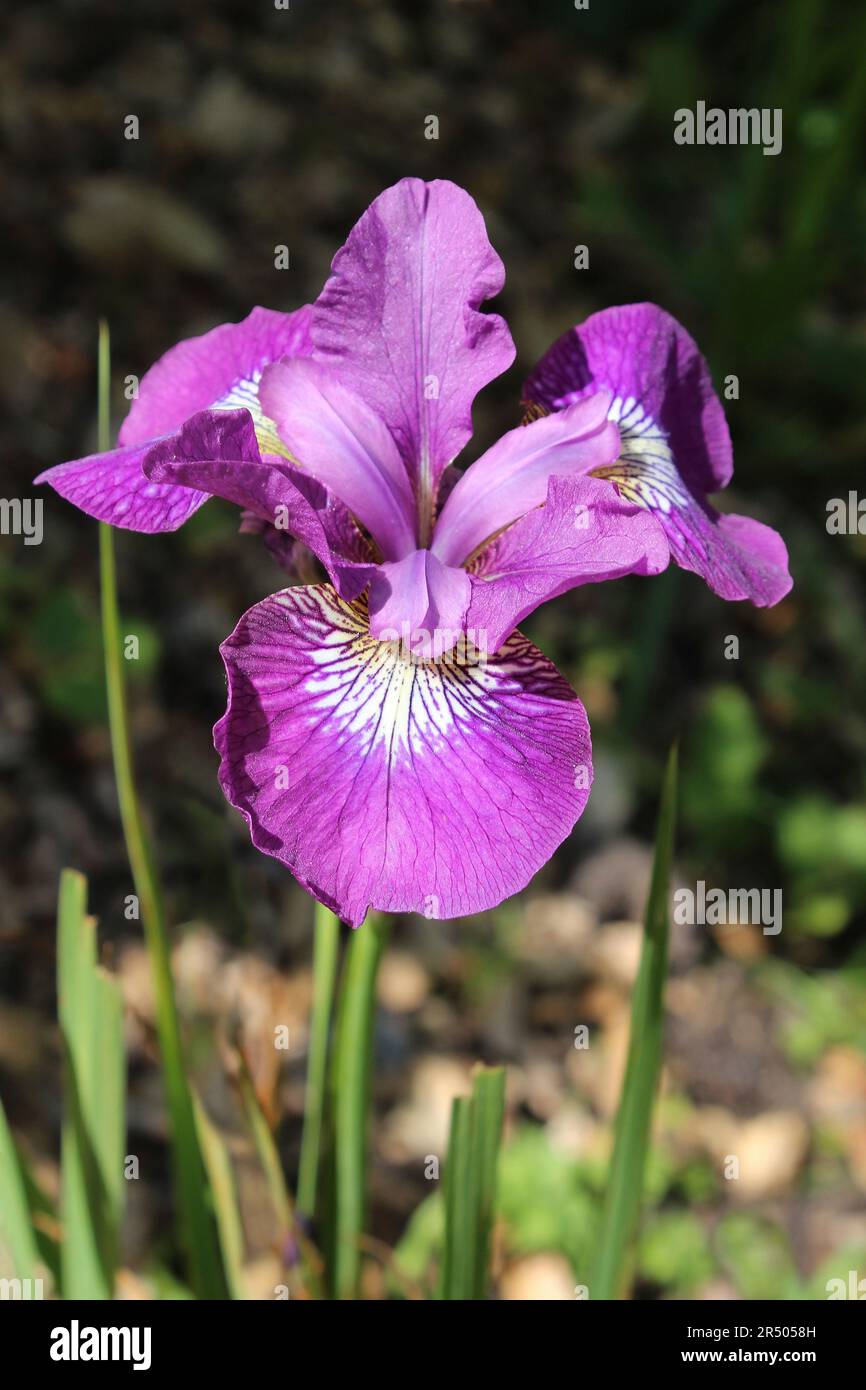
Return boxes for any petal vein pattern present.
[311,178,516,537]
[523,303,791,606]
[215,586,593,926]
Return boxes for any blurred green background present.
[1,0,865,1297]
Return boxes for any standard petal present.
[258,358,417,559]
[35,443,209,532]
[311,178,516,537]
[466,475,671,655]
[522,303,792,606]
[120,304,313,459]
[215,586,592,926]
[431,393,620,567]
[143,409,377,599]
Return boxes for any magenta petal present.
[258,358,417,559]
[367,551,429,637]
[368,549,471,657]
[38,306,313,533]
[120,305,313,456]
[431,393,620,567]
[676,507,792,605]
[215,586,592,926]
[144,410,376,599]
[35,442,208,532]
[523,303,731,494]
[523,303,792,607]
[421,551,472,639]
[312,178,515,526]
[467,476,671,654]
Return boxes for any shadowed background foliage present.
[2,0,865,1298]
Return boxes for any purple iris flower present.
[37,178,790,927]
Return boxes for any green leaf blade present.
[591,744,678,1301]
[0,1098,48,1291]
[57,868,125,1300]
[440,1066,507,1301]
[330,914,390,1299]
[470,1066,506,1300]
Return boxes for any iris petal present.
[35,441,208,533]
[311,178,516,540]
[431,393,619,567]
[523,303,791,606]
[466,475,670,655]
[259,358,417,559]
[368,549,472,657]
[37,306,312,532]
[215,585,593,926]
[119,305,313,451]
[143,409,376,600]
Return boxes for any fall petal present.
[215,585,593,926]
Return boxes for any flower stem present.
[297,902,341,1221]
[96,321,225,1299]
[591,744,678,1300]
[330,913,390,1299]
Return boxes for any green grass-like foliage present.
[58,868,125,1299]
[591,744,678,1299]
[0,869,123,1300]
[440,1065,507,1300]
